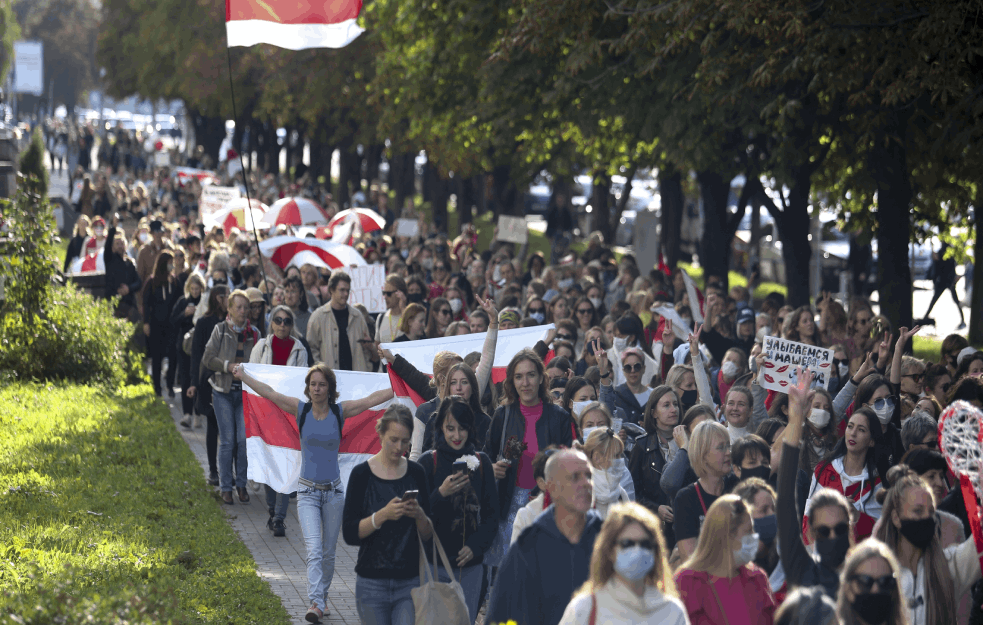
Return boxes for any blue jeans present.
[297,487,345,611]
[355,576,418,625]
[265,485,289,521]
[437,564,483,624]
[213,390,247,492]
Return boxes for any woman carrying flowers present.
[420,396,500,624]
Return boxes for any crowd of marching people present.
[59,147,983,625]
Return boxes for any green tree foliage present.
[0,0,20,84]
[18,127,47,198]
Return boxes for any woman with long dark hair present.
[189,284,228,485]
[484,348,575,565]
[426,296,453,338]
[144,249,178,397]
[419,397,499,623]
[172,272,205,428]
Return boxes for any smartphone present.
[400,490,419,502]
[611,418,623,434]
[452,461,468,473]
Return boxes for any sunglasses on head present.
[272,316,294,326]
[813,522,849,540]
[623,363,643,373]
[850,574,896,594]
[618,538,655,551]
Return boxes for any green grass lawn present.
[0,383,289,624]
[679,262,788,301]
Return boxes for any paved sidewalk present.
[163,395,362,624]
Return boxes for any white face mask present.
[421,258,434,271]
[571,400,593,419]
[138,232,150,244]
[589,297,602,310]
[449,298,463,314]
[613,336,629,352]
[582,425,602,441]
[557,278,575,290]
[838,362,850,377]
[529,311,545,324]
[734,533,760,567]
[872,400,895,425]
[721,361,739,378]
[808,408,831,428]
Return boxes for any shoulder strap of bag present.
[331,402,343,434]
[297,402,312,436]
[589,593,597,625]
[708,578,732,625]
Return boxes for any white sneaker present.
[192,414,203,429]
[179,415,192,429]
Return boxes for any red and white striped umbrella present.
[69,252,105,274]
[204,198,270,236]
[258,235,367,271]
[327,208,386,234]
[261,197,329,226]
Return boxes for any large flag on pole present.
[242,364,393,493]
[380,325,553,407]
[226,0,365,50]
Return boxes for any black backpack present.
[296,401,343,437]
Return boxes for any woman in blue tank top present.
[233,362,394,624]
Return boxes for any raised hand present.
[593,339,611,377]
[876,331,891,365]
[476,294,499,321]
[787,367,816,425]
[855,351,876,381]
[896,325,921,350]
[662,318,674,345]
[687,326,702,352]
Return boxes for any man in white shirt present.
[375,275,407,343]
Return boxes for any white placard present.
[681,270,704,325]
[199,185,241,222]
[347,265,386,313]
[758,336,833,392]
[154,151,170,167]
[13,41,43,96]
[496,215,528,244]
[395,218,419,237]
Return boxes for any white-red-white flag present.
[380,325,554,407]
[226,0,365,50]
[70,251,105,275]
[242,364,395,493]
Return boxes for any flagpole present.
[225,45,271,295]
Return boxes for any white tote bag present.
[410,526,470,625]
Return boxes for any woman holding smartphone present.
[342,404,433,625]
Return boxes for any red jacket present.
[803,458,882,544]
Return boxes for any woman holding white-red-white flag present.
[232,362,393,624]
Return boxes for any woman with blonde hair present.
[676,494,777,625]
[873,464,982,625]
[836,539,910,625]
[560,502,688,625]
[582,428,631,519]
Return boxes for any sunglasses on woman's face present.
[272,316,294,326]
[870,396,897,412]
[577,308,593,315]
[438,309,451,316]
[623,363,643,373]
[850,574,896,594]
[813,522,849,540]
[529,307,545,315]
[617,538,655,551]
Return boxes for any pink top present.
[676,566,775,625]
[516,402,543,489]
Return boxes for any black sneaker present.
[207,471,219,486]
[273,519,286,537]
[267,515,276,533]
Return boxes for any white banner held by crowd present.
[758,336,833,392]
[199,185,241,222]
[348,265,386,313]
[394,218,419,238]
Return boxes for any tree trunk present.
[365,144,384,188]
[491,165,521,217]
[697,170,733,288]
[337,146,359,208]
[776,180,813,308]
[869,114,914,333]
[970,220,983,345]
[457,176,478,225]
[659,167,684,269]
[591,172,612,243]
[390,152,416,213]
[189,109,226,165]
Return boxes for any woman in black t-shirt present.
[672,420,738,560]
[342,404,432,625]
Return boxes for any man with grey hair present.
[900,411,938,451]
[487,449,602,625]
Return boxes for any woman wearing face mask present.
[405,276,427,305]
[524,296,548,325]
[559,502,688,625]
[676,494,777,625]
[659,405,715,502]
[779,370,859,598]
[873,464,983,625]
[584,428,631,519]
[836,540,910,625]
[143,250,179,397]
[586,283,608,319]
[733,479,781,581]
[443,285,469,323]
[484,349,575,566]
[172,272,205,427]
[419,398,499,623]
[202,289,262,505]
[561,376,599,426]
[607,315,659,388]
[852,372,905,483]
[626,385,682,546]
[716,347,748,405]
